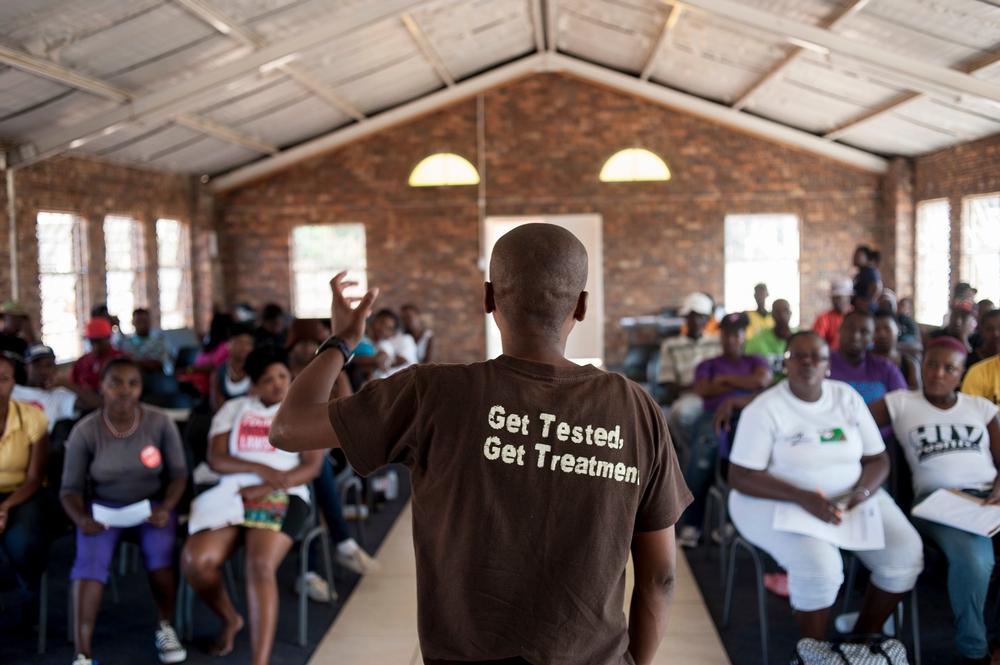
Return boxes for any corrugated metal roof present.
[0,0,996,177]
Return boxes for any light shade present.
[408,152,480,187]
[599,148,671,182]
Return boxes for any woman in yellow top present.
[0,351,49,619]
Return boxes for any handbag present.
[791,636,909,665]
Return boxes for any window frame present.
[36,211,90,362]
[960,192,1000,307]
[103,214,148,334]
[722,213,802,327]
[914,198,952,326]
[289,223,368,319]
[155,218,194,330]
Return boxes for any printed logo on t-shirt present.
[139,445,162,469]
[236,413,276,453]
[908,423,985,462]
[819,428,846,443]
[481,405,640,485]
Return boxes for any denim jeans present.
[0,491,48,603]
[681,412,721,528]
[913,515,994,658]
[309,456,353,567]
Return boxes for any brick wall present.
[219,74,883,364]
[0,155,217,338]
[914,133,1000,295]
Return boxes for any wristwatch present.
[315,335,354,364]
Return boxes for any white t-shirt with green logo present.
[729,379,886,497]
[885,389,998,497]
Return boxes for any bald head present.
[488,224,588,337]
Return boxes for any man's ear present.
[484,282,496,314]
[573,291,588,322]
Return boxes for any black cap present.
[720,312,750,332]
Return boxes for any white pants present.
[729,489,923,612]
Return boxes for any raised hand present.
[329,271,379,349]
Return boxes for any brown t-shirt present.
[328,355,692,665]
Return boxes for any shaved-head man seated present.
[271,223,691,665]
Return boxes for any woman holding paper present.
[60,358,189,665]
[869,335,1000,665]
[0,351,49,623]
[727,331,923,641]
[181,347,322,665]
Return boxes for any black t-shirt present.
[853,266,880,299]
[329,356,692,665]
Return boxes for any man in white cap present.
[812,278,853,350]
[656,293,722,468]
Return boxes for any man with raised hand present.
[271,223,691,665]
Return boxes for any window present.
[156,218,193,330]
[104,215,147,334]
[961,194,1000,306]
[915,199,951,325]
[724,214,800,326]
[36,212,89,362]
[408,153,480,187]
[290,224,367,318]
[599,148,671,182]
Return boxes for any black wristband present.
[315,335,354,364]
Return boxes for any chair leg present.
[320,528,337,604]
[910,587,921,665]
[722,538,742,626]
[298,536,309,647]
[37,571,48,655]
[747,546,769,665]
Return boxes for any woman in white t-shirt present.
[869,336,1000,664]
[181,347,323,665]
[728,331,923,641]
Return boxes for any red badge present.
[139,445,162,469]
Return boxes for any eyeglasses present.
[785,351,830,363]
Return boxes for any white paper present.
[773,499,885,551]
[187,482,246,535]
[911,488,1000,537]
[92,499,152,529]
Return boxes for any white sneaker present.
[833,611,895,636]
[154,621,187,663]
[678,526,701,549]
[342,504,370,521]
[296,571,337,602]
[336,547,381,575]
[72,655,94,665]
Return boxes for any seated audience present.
[852,245,882,311]
[369,309,418,380]
[186,313,233,396]
[812,278,853,350]
[963,341,1000,406]
[830,310,907,406]
[210,323,254,412]
[744,298,794,378]
[678,313,770,547]
[88,304,122,348]
[727,331,923,641]
[60,358,188,665]
[401,304,434,363]
[870,337,1000,665]
[0,302,33,356]
[745,283,773,340]
[118,308,175,375]
[71,318,128,392]
[873,312,920,390]
[13,344,100,428]
[254,303,288,349]
[932,301,976,350]
[0,352,49,622]
[182,348,323,665]
[967,309,1000,367]
[895,296,920,347]
[657,293,722,465]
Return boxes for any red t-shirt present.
[70,349,128,391]
[813,310,845,350]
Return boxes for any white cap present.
[830,278,853,297]
[680,292,714,316]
